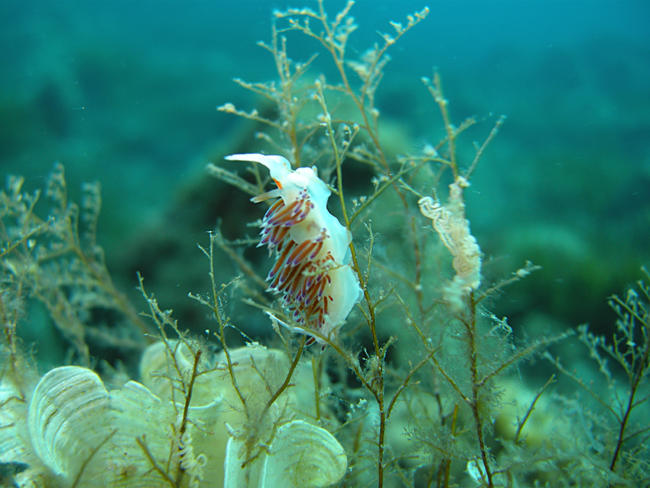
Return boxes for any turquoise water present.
[1,3,650,486]
[1,0,648,337]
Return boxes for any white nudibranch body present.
[225,153,362,344]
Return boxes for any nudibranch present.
[226,153,362,344]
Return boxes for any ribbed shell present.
[225,420,347,488]
[260,420,347,488]
[28,366,111,480]
[27,366,181,487]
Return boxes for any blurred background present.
[1,0,648,365]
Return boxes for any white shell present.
[1,375,50,488]
[214,343,292,418]
[223,436,261,488]
[260,420,347,488]
[106,380,178,487]
[27,366,111,479]
[19,343,345,487]
[139,339,218,408]
[0,377,30,464]
[224,420,347,488]
[26,365,183,486]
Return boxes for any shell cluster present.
[0,342,346,487]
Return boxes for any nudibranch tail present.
[226,153,362,344]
